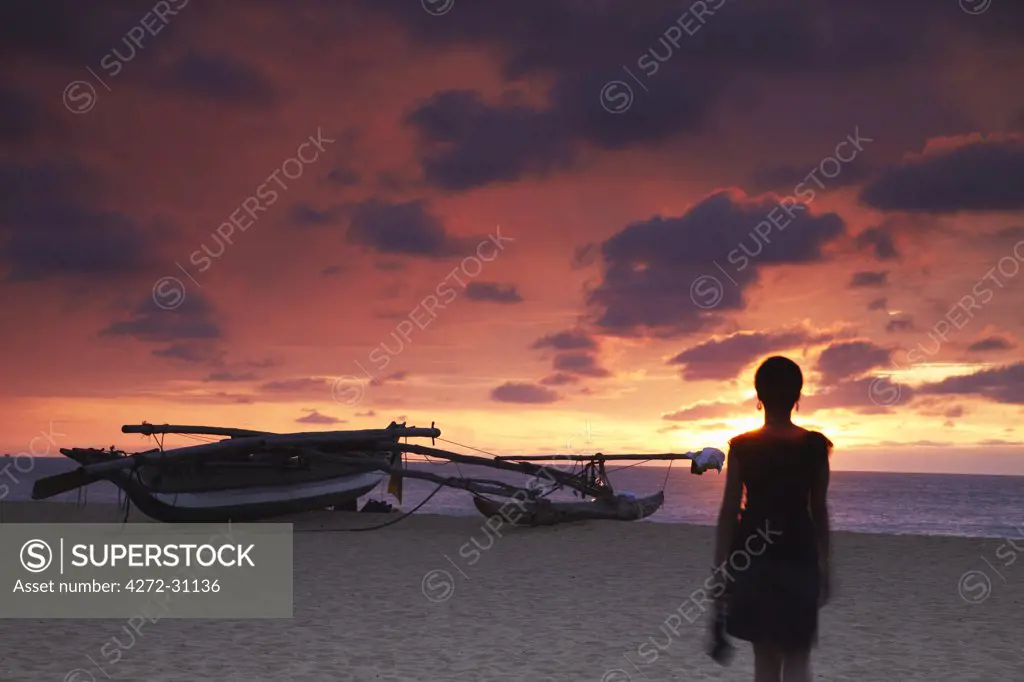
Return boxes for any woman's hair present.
[754,356,803,410]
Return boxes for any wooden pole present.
[122,424,272,438]
[496,453,700,462]
[81,426,442,475]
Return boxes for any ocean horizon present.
[5,456,1022,540]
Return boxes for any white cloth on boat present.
[691,447,725,474]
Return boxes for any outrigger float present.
[32,422,725,526]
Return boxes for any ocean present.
[3,456,1022,539]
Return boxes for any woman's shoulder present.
[730,427,833,449]
[728,429,763,448]
[804,430,834,450]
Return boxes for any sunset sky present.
[2,0,1023,474]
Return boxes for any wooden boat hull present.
[106,470,387,523]
[473,491,665,527]
[57,448,387,523]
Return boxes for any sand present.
[0,501,1021,681]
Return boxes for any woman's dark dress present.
[724,429,831,651]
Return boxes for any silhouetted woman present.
[714,356,832,682]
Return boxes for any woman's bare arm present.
[809,443,831,564]
[714,446,743,569]
[809,437,832,601]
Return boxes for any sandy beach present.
[0,501,1021,681]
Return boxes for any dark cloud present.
[849,271,888,288]
[531,329,598,351]
[370,0,1024,191]
[917,363,1024,404]
[101,293,221,343]
[260,377,331,392]
[465,282,523,304]
[547,66,721,153]
[4,210,155,281]
[0,0,169,65]
[368,371,409,388]
[867,297,888,311]
[876,439,954,447]
[203,392,255,405]
[571,242,600,269]
[375,169,417,194]
[399,6,833,191]
[912,396,964,418]
[405,90,574,191]
[816,340,892,383]
[993,225,1024,243]
[944,406,965,419]
[663,400,749,421]
[885,316,914,333]
[552,352,610,378]
[346,199,467,258]
[588,191,845,336]
[668,329,830,381]
[539,373,579,386]
[157,51,278,107]
[0,162,94,212]
[967,335,1016,353]
[205,371,257,382]
[296,410,345,425]
[151,342,224,365]
[805,376,912,414]
[290,203,345,227]
[373,0,1017,83]
[393,8,731,191]
[0,163,160,281]
[855,226,899,261]
[490,381,560,404]
[320,265,344,276]
[326,167,361,187]
[860,137,1024,213]
[0,85,52,147]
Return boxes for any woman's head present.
[754,356,803,412]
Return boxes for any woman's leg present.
[782,647,812,682]
[753,644,783,682]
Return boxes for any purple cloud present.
[816,340,893,383]
[491,382,560,404]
